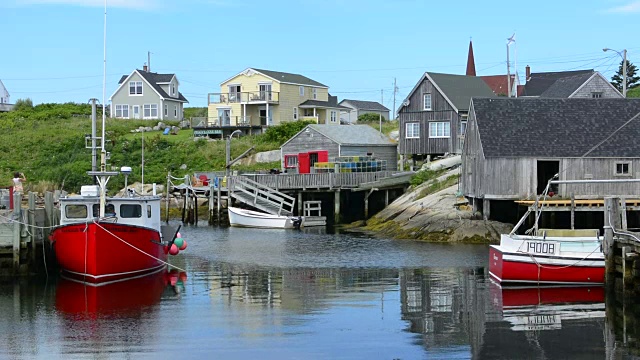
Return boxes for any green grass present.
[0,103,308,194]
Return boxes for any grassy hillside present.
[0,103,398,194]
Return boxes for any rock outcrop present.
[363,169,512,243]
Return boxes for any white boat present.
[228,206,303,229]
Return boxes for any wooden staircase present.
[228,176,295,216]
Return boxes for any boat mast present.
[99,0,108,218]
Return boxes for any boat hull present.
[49,222,168,283]
[228,206,299,229]
[489,235,604,285]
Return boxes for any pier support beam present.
[483,198,490,221]
[28,192,36,268]
[12,193,21,274]
[334,190,341,224]
[385,190,389,207]
[298,192,303,216]
[604,197,621,288]
[364,189,376,219]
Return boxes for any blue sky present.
[1,0,639,112]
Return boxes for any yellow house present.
[207,68,345,127]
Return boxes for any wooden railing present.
[237,171,395,190]
[228,176,296,215]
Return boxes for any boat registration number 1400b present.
[525,241,559,256]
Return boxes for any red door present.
[298,152,310,174]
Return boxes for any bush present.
[358,113,386,123]
[410,169,446,187]
[262,120,315,145]
[13,98,34,112]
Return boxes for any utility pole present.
[506,43,511,98]
[392,78,397,120]
[623,49,628,98]
[380,89,384,133]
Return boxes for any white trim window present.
[429,121,450,138]
[174,105,178,117]
[423,93,432,110]
[115,104,129,119]
[313,88,318,100]
[164,104,168,116]
[299,86,305,96]
[406,123,420,139]
[171,83,176,96]
[330,110,337,123]
[293,107,298,120]
[143,104,158,119]
[615,162,631,176]
[129,81,143,95]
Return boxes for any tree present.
[611,59,640,92]
[357,113,386,123]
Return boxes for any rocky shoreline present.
[355,168,513,244]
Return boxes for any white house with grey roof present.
[109,65,189,121]
[280,124,398,172]
[0,80,12,112]
[338,99,390,124]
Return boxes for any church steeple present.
[466,40,476,76]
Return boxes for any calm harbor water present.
[0,223,633,359]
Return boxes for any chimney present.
[143,63,148,72]
[525,65,531,82]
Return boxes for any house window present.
[615,162,631,176]
[299,86,304,96]
[171,84,176,96]
[115,104,129,118]
[129,81,143,95]
[174,106,178,117]
[429,122,450,138]
[284,154,298,168]
[423,93,432,110]
[591,92,603,98]
[460,121,467,136]
[143,104,158,119]
[313,88,317,100]
[406,123,420,139]
[293,107,298,120]
[330,110,337,123]
[164,104,168,116]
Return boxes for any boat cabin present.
[60,195,162,232]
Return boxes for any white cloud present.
[10,0,160,10]
[606,1,640,13]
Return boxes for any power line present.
[11,84,103,94]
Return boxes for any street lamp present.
[603,47,628,98]
[226,130,243,176]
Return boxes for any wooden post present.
[194,191,198,225]
[217,184,221,226]
[28,192,36,268]
[334,190,341,224]
[622,246,633,290]
[165,172,171,224]
[385,189,389,207]
[483,198,490,221]
[534,197,539,235]
[621,198,628,231]
[604,197,620,288]
[298,192,303,216]
[13,193,21,274]
[570,193,575,230]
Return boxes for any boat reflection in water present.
[490,281,605,332]
[55,268,186,317]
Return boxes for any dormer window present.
[423,93,432,110]
[129,81,143,95]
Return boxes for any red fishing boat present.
[49,182,180,283]
[489,228,604,285]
